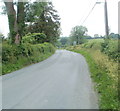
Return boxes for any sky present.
[0,0,119,37]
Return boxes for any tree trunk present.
[4,0,25,44]
[4,1,18,44]
[17,1,25,43]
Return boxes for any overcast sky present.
[0,0,119,37]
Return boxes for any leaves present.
[22,33,47,44]
[70,26,88,44]
[2,42,55,75]
[25,2,61,44]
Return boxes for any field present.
[67,39,119,110]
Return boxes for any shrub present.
[2,42,55,74]
[101,39,119,62]
[32,33,47,44]
[22,33,47,44]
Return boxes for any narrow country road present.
[2,50,98,109]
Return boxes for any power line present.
[78,1,96,25]
[78,2,93,24]
[80,2,97,25]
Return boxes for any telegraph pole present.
[104,0,109,38]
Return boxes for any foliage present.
[109,33,120,39]
[25,2,46,23]
[82,39,119,62]
[25,2,61,44]
[70,25,88,45]
[22,33,47,44]
[82,39,104,49]
[59,37,70,46]
[101,39,119,62]
[2,42,55,75]
[3,1,60,44]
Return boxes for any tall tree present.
[4,0,25,44]
[60,37,69,46]
[70,26,88,45]
[3,1,60,44]
[25,2,61,44]
[4,1,18,44]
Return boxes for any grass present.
[82,39,104,49]
[67,39,119,110]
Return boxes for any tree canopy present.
[70,26,88,45]
[25,2,61,44]
[3,1,61,45]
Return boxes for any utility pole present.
[104,0,109,38]
[96,0,109,38]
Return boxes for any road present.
[2,50,98,109]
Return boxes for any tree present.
[109,33,120,39]
[25,2,61,44]
[70,26,88,45]
[3,1,60,44]
[17,1,25,39]
[4,1,18,44]
[3,0,25,44]
[94,34,99,38]
[60,37,69,46]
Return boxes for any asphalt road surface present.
[2,50,98,109]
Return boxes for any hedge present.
[2,42,55,75]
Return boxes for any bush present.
[101,39,119,62]
[2,42,55,74]
[22,33,47,44]
[81,39,119,62]
[32,33,47,44]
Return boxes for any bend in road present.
[2,50,98,109]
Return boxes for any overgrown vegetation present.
[67,39,119,110]
[101,39,119,62]
[22,33,47,44]
[2,33,55,75]
[1,1,60,75]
